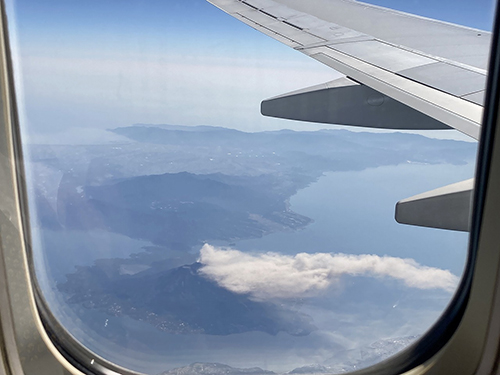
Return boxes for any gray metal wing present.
[209,0,488,140]
[208,0,486,231]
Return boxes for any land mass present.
[59,261,316,336]
[27,125,475,365]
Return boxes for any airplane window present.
[5,0,495,374]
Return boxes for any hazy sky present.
[6,0,497,143]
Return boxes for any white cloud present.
[198,244,459,300]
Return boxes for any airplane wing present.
[208,0,489,232]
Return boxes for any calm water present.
[235,162,473,275]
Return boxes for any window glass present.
[7,0,494,373]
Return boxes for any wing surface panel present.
[463,91,485,106]
[271,0,491,70]
[399,63,487,97]
[333,40,436,72]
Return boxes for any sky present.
[5,0,497,143]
